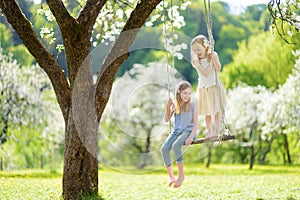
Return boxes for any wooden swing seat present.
[191,134,236,145]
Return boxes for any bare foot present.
[173,176,184,188]
[213,132,220,138]
[205,134,213,139]
[168,179,176,187]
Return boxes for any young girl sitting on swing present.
[191,34,226,139]
[161,81,198,188]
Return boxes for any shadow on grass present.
[82,193,105,200]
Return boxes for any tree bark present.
[136,128,152,169]
[282,152,287,164]
[0,156,3,171]
[40,155,43,169]
[283,134,292,164]
[63,110,98,199]
[248,121,261,170]
[249,145,255,170]
[206,151,211,168]
[260,137,273,165]
[137,153,148,169]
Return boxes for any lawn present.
[0,165,299,200]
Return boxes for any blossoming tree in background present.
[0,49,62,170]
[226,49,300,168]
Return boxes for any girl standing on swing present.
[191,34,226,139]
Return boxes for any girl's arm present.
[210,51,221,72]
[185,104,198,146]
[192,54,214,77]
[165,98,174,122]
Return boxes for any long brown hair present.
[175,81,192,114]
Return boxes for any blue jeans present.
[161,130,192,167]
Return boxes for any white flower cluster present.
[204,39,214,54]
[93,1,133,46]
[203,39,210,48]
[37,9,55,22]
[158,1,191,59]
[269,0,300,33]
[40,26,56,44]
[292,14,300,30]
[36,9,56,44]
[162,35,187,60]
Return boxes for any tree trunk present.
[137,129,152,169]
[136,153,147,169]
[63,61,99,199]
[282,152,287,164]
[283,134,292,164]
[248,121,261,170]
[240,146,248,163]
[0,156,3,171]
[249,140,262,170]
[249,145,255,170]
[206,151,211,168]
[63,111,98,199]
[40,155,43,169]
[260,138,273,165]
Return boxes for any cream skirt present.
[197,81,226,116]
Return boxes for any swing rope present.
[170,0,176,91]
[203,0,233,142]
[163,0,176,134]
[163,0,176,99]
[163,0,170,99]
[203,0,214,51]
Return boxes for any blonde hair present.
[175,81,192,114]
[190,34,209,52]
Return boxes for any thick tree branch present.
[0,0,71,120]
[46,1,106,89]
[46,0,76,34]
[46,0,106,44]
[95,0,162,119]
[77,0,107,34]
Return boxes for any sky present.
[212,0,270,14]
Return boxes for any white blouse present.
[197,58,217,88]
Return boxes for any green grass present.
[0,169,62,178]
[0,164,300,200]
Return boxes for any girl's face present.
[192,43,206,58]
[179,87,192,103]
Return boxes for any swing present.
[191,134,235,144]
[164,0,235,145]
